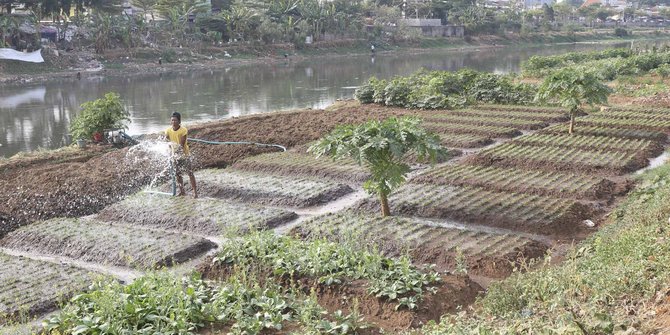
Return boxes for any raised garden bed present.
[541,124,667,142]
[358,184,592,236]
[439,133,494,148]
[439,108,570,122]
[424,122,522,138]
[411,163,615,200]
[423,114,549,130]
[576,115,670,132]
[0,253,92,324]
[292,211,549,278]
[469,143,645,175]
[512,133,663,157]
[472,104,569,114]
[195,169,353,208]
[231,152,370,183]
[0,218,216,268]
[96,193,297,236]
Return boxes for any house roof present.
[580,0,602,8]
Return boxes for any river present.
[0,41,642,158]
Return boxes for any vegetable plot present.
[0,253,92,324]
[195,169,353,208]
[576,115,670,132]
[442,108,570,122]
[359,184,591,236]
[293,211,548,277]
[411,164,614,200]
[423,114,548,130]
[96,193,297,236]
[591,108,670,121]
[231,152,370,183]
[424,122,521,138]
[0,218,216,268]
[438,133,494,148]
[473,104,569,114]
[541,124,667,141]
[513,133,663,157]
[471,143,645,174]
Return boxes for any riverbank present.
[1,29,669,86]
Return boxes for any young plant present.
[308,117,446,216]
[535,68,611,134]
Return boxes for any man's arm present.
[179,132,187,148]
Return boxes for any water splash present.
[125,139,174,192]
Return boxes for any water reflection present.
[0,41,646,157]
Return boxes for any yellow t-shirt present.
[165,126,190,155]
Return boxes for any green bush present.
[69,92,130,141]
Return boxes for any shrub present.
[69,92,130,141]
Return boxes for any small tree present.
[308,117,446,217]
[70,92,130,141]
[535,68,611,134]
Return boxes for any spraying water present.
[125,139,176,194]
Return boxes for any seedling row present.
[576,115,670,132]
[411,164,614,200]
[231,152,370,183]
[424,122,521,138]
[293,211,548,277]
[195,169,353,208]
[471,143,644,174]
[601,105,670,117]
[590,109,670,121]
[0,218,216,268]
[541,124,667,142]
[96,193,297,236]
[513,133,663,157]
[360,184,591,236]
[442,108,570,122]
[473,104,569,114]
[423,114,548,130]
[439,133,494,148]
[0,253,92,324]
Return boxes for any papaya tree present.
[308,117,446,217]
[535,67,611,134]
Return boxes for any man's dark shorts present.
[174,155,193,175]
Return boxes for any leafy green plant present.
[69,93,130,141]
[308,117,445,216]
[535,68,611,134]
[212,231,441,308]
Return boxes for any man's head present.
[171,112,181,130]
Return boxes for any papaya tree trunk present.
[379,191,391,217]
[569,110,575,134]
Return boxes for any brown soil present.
[0,102,415,237]
[196,258,483,334]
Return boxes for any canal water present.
[0,41,638,158]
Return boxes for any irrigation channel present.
[1,40,658,159]
[3,101,670,333]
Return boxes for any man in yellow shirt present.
[165,112,198,198]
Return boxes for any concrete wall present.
[410,25,465,37]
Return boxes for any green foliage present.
[45,270,368,334]
[308,117,446,216]
[420,162,670,334]
[355,69,536,110]
[213,231,441,309]
[45,273,213,334]
[535,67,611,120]
[69,92,130,141]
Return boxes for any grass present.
[417,156,670,334]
